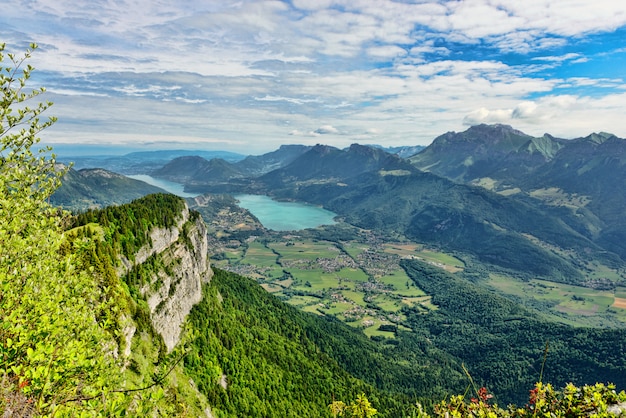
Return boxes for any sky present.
[2,0,626,155]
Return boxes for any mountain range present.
[39,124,626,415]
[57,149,246,174]
[410,124,626,260]
[55,124,626,279]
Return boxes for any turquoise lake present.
[235,194,337,231]
[125,176,337,231]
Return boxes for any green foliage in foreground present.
[335,383,626,417]
[0,43,201,417]
[428,382,626,417]
[0,42,125,417]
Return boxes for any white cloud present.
[463,108,513,125]
[292,0,336,11]
[254,95,321,105]
[512,101,539,119]
[289,129,319,137]
[366,45,407,59]
[314,125,339,134]
[3,0,626,153]
[532,53,583,62]
[459,93,626,139]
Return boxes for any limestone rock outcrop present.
[123,203,212,352]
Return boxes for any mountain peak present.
[311,144,340,155]
[464,123,531,142]
[581,131,617,145]
[79,168,125,179]
[411,124,556,183]
[347,143,383,157]
[468,123,521,133]
[425,124,534,160]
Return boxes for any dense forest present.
[73,193,187,260]
[185,268,468,417]
[401,259,626,404]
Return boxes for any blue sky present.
[2,0,626,154]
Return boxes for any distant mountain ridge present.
[151,156,244,184]
[152,144,313,186]
[409,124,623,189]
[59,149,246,174]
[408,124,626,259]
[259,143,404,185]
[235,144,312,176]
[52,124,626,272]
[51,166,167,211]
[409,124,567,183]
[370,144,425,158]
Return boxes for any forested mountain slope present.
[152,156,245,185]
[185,269,465,417]
[401,259,626,405]
[252,146,616,283]
[51,166,167,211]
[409,124,626,260]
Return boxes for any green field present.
[378,269,426,296]
[223,249,244,261]
[616,286,626,299]
[269,241,341,260]
[362,321,396,339]
[486,274,626,327]
[341,241,369,259]
[214,236,452,338]
[301,304,324,315]
[415,250,465,272]
[284,295,320,307]
[290,268,341,291]
[213,230,626,334]
[323,301,354,316]
[583,261,624,282]
[382,243,464,273]
[371,293,404,312]
[244,241,278,266]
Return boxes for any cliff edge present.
[121,202,213,352]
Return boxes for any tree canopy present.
[0,42,127,417]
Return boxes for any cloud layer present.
[2,0,626,153]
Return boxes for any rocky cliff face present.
[122,203,212,352]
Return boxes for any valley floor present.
[196,197,626,331]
